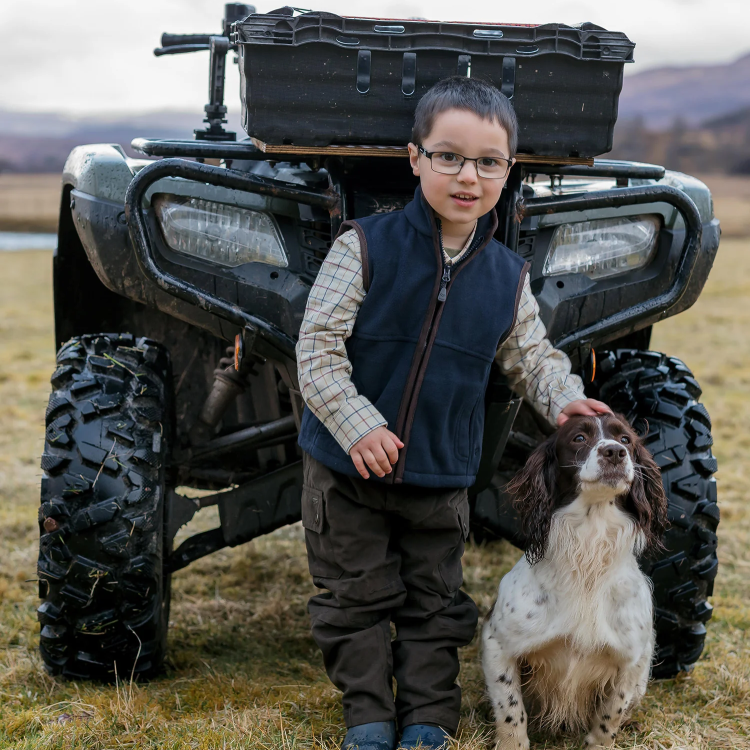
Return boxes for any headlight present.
[543,215,660,279]
[153,193,288,268]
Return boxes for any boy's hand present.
[557,398,612,426]
[350,427,405,479]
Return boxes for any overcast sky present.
[1,0,747,116]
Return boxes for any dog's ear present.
[626,437,669,557]
[507,434,558,565]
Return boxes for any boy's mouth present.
[450,192,479,207]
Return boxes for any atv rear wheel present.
[593,349,719,678]
[37,333,173,680]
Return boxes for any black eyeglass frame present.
[417,145,514,179]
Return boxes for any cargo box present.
[233,8,634,157]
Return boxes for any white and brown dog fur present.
[482,413,668,749]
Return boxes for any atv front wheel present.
[37,333,173,679]
[593,349,719,678]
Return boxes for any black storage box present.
[233,8,634,157]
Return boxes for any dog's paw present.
[494,736,529,750]
[583,728,617,748]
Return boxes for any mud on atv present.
[38,4,720,682]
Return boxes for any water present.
[0,232,57,251]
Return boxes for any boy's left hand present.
[557,398,612,426]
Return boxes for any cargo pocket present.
[457,489,470,541]
[437,490,470,594]
[301,484,344,581]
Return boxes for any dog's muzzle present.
[580,439,634,489]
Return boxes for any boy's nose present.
[457,161,479,182]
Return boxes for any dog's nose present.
[599,444,627,464]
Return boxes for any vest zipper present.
[393,222,484,482]
[436,223,482,302]
[438,266,451,302]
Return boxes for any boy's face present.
[408,108,514,234]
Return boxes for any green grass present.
[1,243,749,749]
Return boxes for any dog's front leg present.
[481,620,529,750]
[583,637,653,748]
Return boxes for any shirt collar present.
[443,222,478,266]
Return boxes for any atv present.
[38,3,720,682]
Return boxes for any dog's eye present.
[620,435,630,444]
[573,434,586,443]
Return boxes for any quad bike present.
[38,3,719,681]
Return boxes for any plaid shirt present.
[296,227,586,455]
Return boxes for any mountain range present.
[618,52,750,129]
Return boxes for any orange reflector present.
[590,348,596,382]
[234,334,242,371]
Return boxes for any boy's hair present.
[411,76,518,157]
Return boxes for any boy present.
[296,77,610,750]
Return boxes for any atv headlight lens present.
[153,194,288,268]
[543,215,660,279]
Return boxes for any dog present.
[481,412,668,749]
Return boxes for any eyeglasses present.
[418,145,513,179]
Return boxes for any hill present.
[611,105,750,174]
[618,52,750,128]
[0,109,241,173]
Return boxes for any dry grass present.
[1,233,750,748]
[0,175,61,232]
[695,174,750,238]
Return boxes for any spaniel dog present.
[482,413,668,749]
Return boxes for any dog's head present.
[507,412,668,564]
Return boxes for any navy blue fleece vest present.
[298,186,529,488]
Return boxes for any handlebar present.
[154,4,255,56]
[154,32,217,56]
[161,33,213,47]
[154,44,210,56]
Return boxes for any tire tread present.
[37,333,172,680]
[594,349,719,679]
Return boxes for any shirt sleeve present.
[296,229,388,454]
[496,274,586,426]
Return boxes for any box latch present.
[357,50,371,94]
[402,52,417,96]
[457,54,471,77]
[501,57,516,101]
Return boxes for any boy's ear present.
[501,157,516,190]
[407,142,420,177]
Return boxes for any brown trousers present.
[301,453,479,733]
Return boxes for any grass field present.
[1,229,749,746]
[0,175,60,233]
[695,174,750,238]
